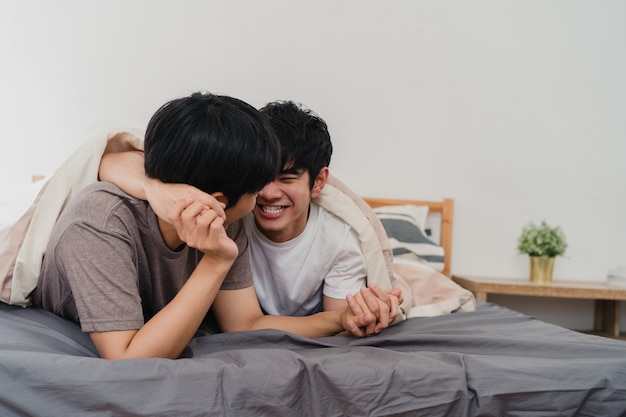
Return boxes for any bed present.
[1,136,626,416]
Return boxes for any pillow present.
[373,205,445,272]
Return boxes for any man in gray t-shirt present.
[32,92,386,360]
[33,182,252,333]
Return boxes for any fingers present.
[360,287,388,334]
[345,319,365,337]
[180,201,216,233]
[194,206,221,230]
[359,287,381,317]
[367,283,388,306]
[387,293,400,324]
[345,293,375,337]
[346,293,363,316]
[349,291,376,336]
[170,199,225,250]
[363,290,391,334]
[367,284,395,325]
[198,193,226,221]
[168,190,225,225]
[388,287,402,297]
[381,287,403,325]
[145,180,226,225]
[374,295,399,334]
[388,287,404,304]
[345,285,405,337]
[170,197,195,240]
[162,192,237,261]
[369,284,404,309]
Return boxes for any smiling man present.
[243,101,368,316]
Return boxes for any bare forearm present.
[247,310,346,338]
[92,257,231,360]
[131,274,224,357]
[99,151,148,199]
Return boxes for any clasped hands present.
[342,284,403,337]
[149,181,238,263]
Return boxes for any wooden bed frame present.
[363,197,455,276]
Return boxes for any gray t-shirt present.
[32,182,252,333]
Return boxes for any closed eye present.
[278,167,304,183]
[279,175,300,183]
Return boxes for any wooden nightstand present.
[452,275,626,339]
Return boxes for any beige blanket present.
[316,176,475,319]
[0,131,143,306]
[1,131,475,318]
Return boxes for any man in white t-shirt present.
[245,101,367,316]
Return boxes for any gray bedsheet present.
[1,302,625,417]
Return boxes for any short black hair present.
[259,101,332,188]
[144,92,280,207]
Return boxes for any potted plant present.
[517,221,567,283]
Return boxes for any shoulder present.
[313,202,351,229]
[311,202,363,252]
[58,182,146,232]
[75,181,135,205]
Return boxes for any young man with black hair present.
[244,101,374,316]
[33,93,389,360]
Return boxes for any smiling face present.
[253,166,329,243]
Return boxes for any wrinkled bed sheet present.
[1,302,625,417]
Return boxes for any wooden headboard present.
[362,197,455,277]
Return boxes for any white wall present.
[2,1,625,330]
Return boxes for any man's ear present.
[211,192,228,208]
[310,167,330,199]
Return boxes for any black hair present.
[259,101,332,188]
[144,92,280,207]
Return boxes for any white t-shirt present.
[243,203,366,316]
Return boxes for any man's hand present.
[339,295,375,337]
[342,284,403,337]
[171,198,238,263]
[144,179,226,227]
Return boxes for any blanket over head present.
[1,131,475,319]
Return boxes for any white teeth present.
[261,205,285,214]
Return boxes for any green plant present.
[517,221,567,257]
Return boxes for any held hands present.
[342,284,403,337]
[144,178,226,227]
[170,194,238,264]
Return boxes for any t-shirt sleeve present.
[55,221,145,333]
[322,228,367,300]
